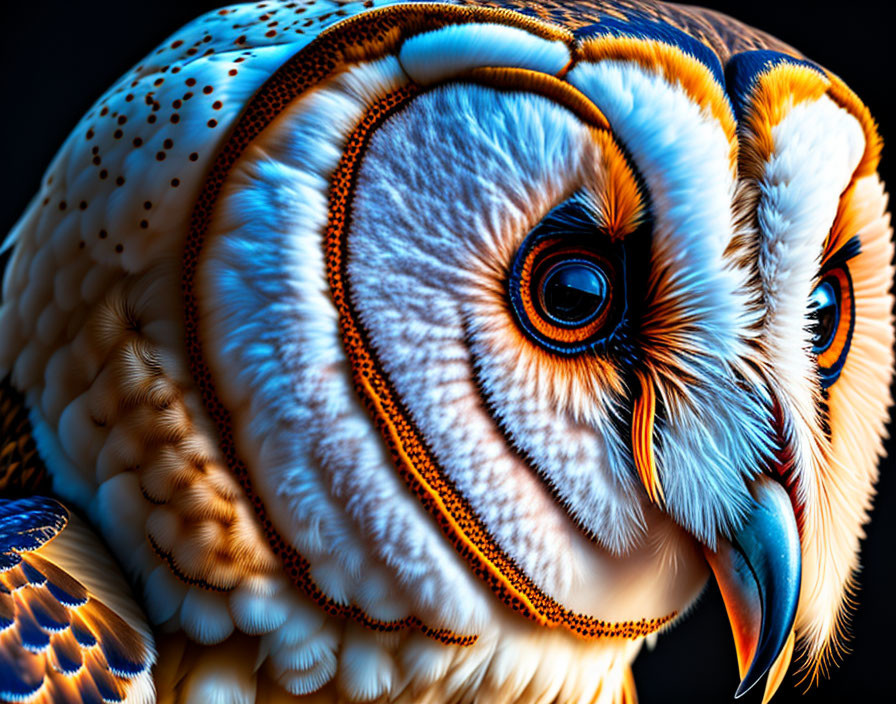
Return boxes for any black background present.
[1,2,892,702]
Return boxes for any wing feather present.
[0,497,155,704]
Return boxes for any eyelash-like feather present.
[821,234,862,272]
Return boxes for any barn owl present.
[0,1,891,703]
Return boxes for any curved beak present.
[703,476,801,700]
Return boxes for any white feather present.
[229,575,291,635]
[399,24,570,85]
[180,587,236,645]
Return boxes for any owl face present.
[189,2,892,692]
[1,1,891,702]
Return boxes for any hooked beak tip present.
[704,476,801,700]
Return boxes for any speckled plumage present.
[1,1,892,703]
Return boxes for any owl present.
[0,1,891,703]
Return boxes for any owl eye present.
[810,266,855,388]
[809,280,838,353]
[508,199,625,355]
[536,259,610,326]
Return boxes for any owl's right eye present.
[508,198,625,355]
[809,266,855,389]
[809,279,839,354]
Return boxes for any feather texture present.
[1,1,891,702]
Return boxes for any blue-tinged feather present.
[725,50,824,122]
[574,13,728,88]
[0,497,68,572]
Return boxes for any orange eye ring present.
[508,199,627,355]
[517,239,615,345]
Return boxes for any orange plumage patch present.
[593,129,647,239]
[466,67,609,128]
[631,369,664,505]
[825,73,882,181]
[737,63,829,178]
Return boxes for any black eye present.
[809,279,839,354]
[537,260,609,326]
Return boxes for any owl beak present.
[702,476,801,700]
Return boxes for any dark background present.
[1,2,892,702]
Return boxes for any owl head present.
[1,1,891,702]
[191,1,893,694]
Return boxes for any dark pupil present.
[540,261,608,325]
[809,279,839,353]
